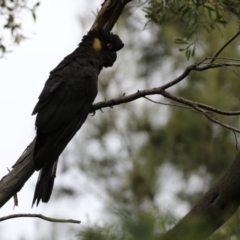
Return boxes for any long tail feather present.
[32,160,58,206]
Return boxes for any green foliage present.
[144,0,240,59]
[77,211,176,240]
[77,225,126,240]
[0,0,40,56]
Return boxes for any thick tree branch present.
[0,213,80,224]
[160,152,240,240]
[90,0,132,31]
[0,140,35,208]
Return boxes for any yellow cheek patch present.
[93,38,102,51]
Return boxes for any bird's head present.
[83,29,124,67]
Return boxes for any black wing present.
[33,59,98,169]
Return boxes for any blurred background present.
[1,0,240,239]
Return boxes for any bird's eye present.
[107,43,112,49]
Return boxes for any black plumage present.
[32,29,124,206]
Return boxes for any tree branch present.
[160,152,240,240]
[209,30,240,64]
[0,213,80,224]
[143,96,194,111]
[0,139,35,208]
[160,90,240,116]
[193,105,240,134]
[92,87,240,117]
[159,91,240,133]
[90,0,131,31]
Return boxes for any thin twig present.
[196,62,240,71]
[159,91,240,116]
[159,91,240,133]
[223,66,240,78]
[144,96,194,110]
[193,105,240,134]
[206,57,240,62]
[209,30,240,64]
[0,214,81,224]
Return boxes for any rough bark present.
[91,0,132,31]
[0,139,35,207]
[160,152,240,240]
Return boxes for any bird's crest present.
[93,38,102,51]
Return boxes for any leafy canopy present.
[0,0,40,56]
[144,0,240,59]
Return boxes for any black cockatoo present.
[32,29,124,206]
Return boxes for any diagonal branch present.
[92,86,240,116]
[209,30,240,64]
[160,152,240,240]
[91,0,132,31]
[160,65,194,90]
[160,91,240,133]
[143,96,194,111]
[196,62,240,71]
[192,105,240,134]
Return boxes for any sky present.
[0,1,193,239]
